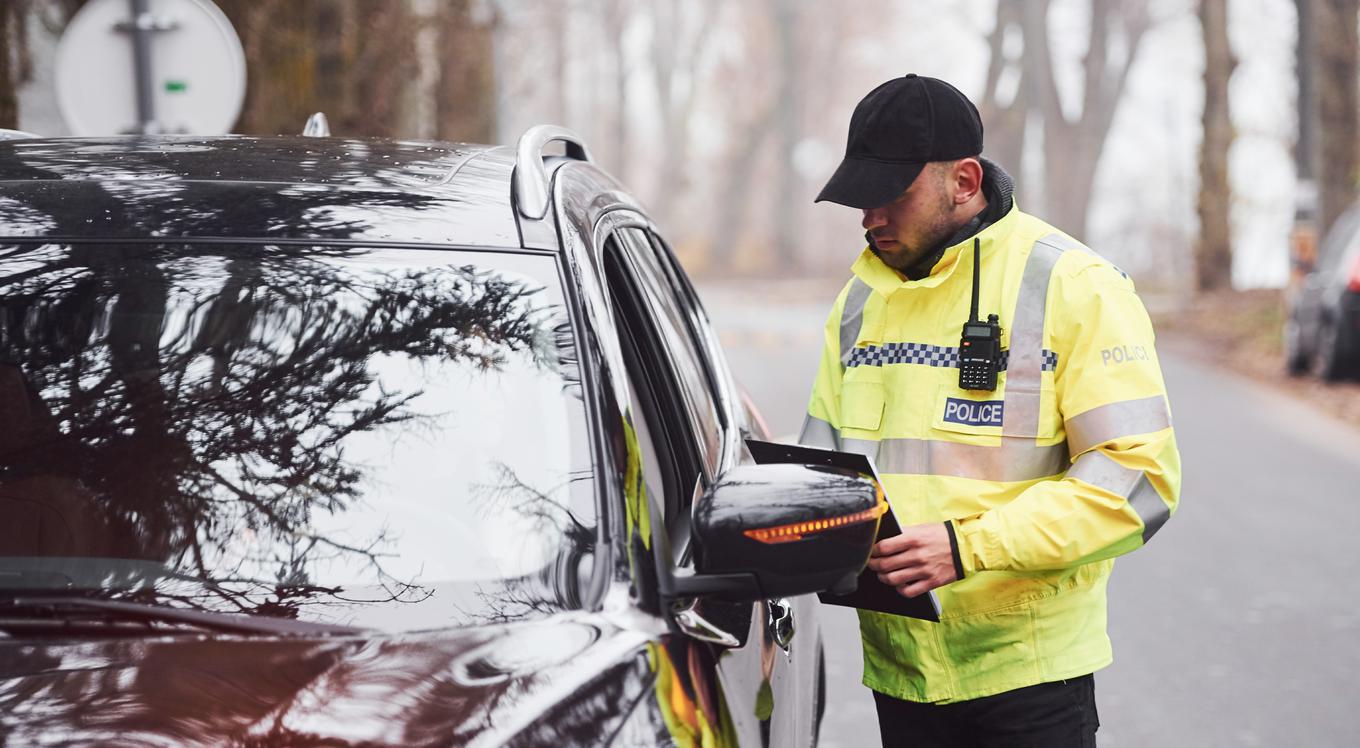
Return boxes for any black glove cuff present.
[944,521,965,581]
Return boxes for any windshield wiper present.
[0,596,364,637]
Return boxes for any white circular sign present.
[55,0,246,136]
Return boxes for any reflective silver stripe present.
[1036,232,1090,255]
[798,415,841,450]
[839,278,873,367]
[1050,232,1131,279]
[1065,395,1173,456]
[1068,450,1169,542]
[1002,237,1064,438]
[1067,449,1141,496]
[842,437,1068,483]
[1129,474,1170,542]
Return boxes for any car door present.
[597,220,820,746]
[633,227,826,746]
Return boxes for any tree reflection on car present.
[0,243,587,629]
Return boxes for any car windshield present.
[0,242,596,633]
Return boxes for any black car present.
[1286,204,1360,380]
[0,127,882,746]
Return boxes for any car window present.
[0,242,597,631]
[641,231,731,430]
[602,233,711,558]
[615,229,723,474]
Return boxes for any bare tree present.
[1310,0,1359,237]
[978,0,1028,177]
[0,2,19,130]
[708,3,779,265]
[435,0,498,143]
[1196,0,1235,290]
[771,0,804,270]
[601,0,631,181]
[979,0,1154,241]
[0,0,64,130]
[216,1,435,137]
[704,0,868,272]
[641,0,719,233]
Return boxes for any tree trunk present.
[1295,0,1316,183]
[216,1,419,138]
[712,104,776,264]
[435,0,497,144]
[344,3,418,138]
[1043,144,1102,239]
[1196,0,1236,291]
[603,0,630,182]
[978,0,1027,176]
[644,0,716,234]
[0,5,17,130]
[0,0,46,131]
[1312,0,1360,237]
[217,0,322,135]
[980,0,1150,242]
[771,0,802,270]
[1041,0,1149,241]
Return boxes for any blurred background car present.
[1285,202,1360,381]
[0,127,881,747]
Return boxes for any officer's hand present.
[866,523,958,598]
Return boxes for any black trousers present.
[873,674,1099,748]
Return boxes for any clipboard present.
[745,439,941,622]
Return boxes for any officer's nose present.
[862,206,887,231]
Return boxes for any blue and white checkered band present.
[845,342,1059,372]
[848,342,959,368]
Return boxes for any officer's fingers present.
[866,548,919,573]
[870,534,914,557]
[877,565,927,588]
[896,578,936,599]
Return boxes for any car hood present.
[0,615,655,747]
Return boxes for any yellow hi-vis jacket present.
[800,201,1181,704]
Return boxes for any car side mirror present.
[683,463,881,603]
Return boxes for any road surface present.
[698,279,1360,747]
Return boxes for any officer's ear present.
[951,158,984,205]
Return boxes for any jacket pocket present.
[840,368,886,432]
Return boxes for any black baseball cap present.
[816,74,984,209]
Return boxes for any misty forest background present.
[1,0,1357,294]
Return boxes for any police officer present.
[801,74,1182,746]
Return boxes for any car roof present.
[0,135,524,247]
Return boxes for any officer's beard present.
[869,197,970,278]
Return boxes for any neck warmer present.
[896,157,1016,280]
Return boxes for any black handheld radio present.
[958,238,1002,391]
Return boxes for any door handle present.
[767,598,795,653]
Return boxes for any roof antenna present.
[302,113,330,137]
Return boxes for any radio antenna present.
[970,237,981,323]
